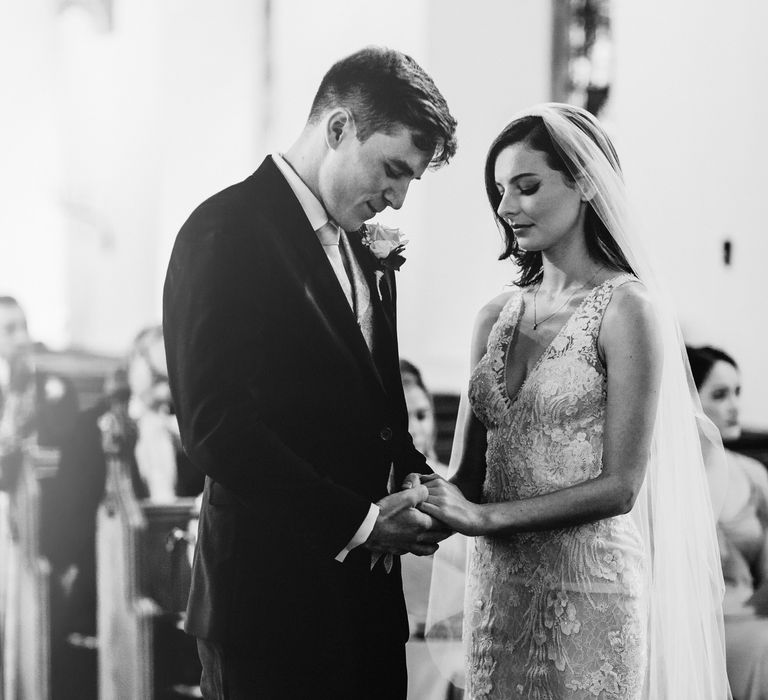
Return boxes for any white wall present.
[0,1,68,344]
[5,0,765,426]
[612,0,768,427]
[397,0,552,393]
[1,0,265,353]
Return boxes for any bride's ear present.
[576,175,597,202]
[325,109,355,150]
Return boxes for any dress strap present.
[568,274,640,361]
[584,273,638,315]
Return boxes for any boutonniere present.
[361,223,408,271]
[43,376,67,403]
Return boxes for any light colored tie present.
[339,230,375,353]
[316,221,354,310]
[317,222,376,354]
[318,224,390,572]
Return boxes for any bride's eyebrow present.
[496,172,539,186]
[508,172,538,182]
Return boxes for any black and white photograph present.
[1,1,766,698]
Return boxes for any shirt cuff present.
[335,503,380,562]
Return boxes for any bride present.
[415,104,730,699]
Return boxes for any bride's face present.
[494,143,585,253]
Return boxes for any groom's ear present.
[325,109,354,150]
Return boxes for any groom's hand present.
[364,485,451,557]
[401,471,455,541]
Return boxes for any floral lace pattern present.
[466,275,648,699]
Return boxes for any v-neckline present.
[499,278,611,409]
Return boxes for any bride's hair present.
[484,113,634,287]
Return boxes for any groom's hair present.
[308,46,457,168]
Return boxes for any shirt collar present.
[271,153,330,232]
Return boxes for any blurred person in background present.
[44,325,203,700]
[399,359,464,699]
[0,296,78,700]
[0,295,78,469]
[688,345,768,700]
[400,359,449,476]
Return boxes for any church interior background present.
[1,0,767,697]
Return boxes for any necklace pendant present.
[533,322,538,331]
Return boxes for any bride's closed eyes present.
[518,183,540,196]
[495,181,541,197]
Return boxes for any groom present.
[163,47,457,699]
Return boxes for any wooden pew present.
[96,424,199,700]
[1,444,59,700]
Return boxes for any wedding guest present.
[688,344,768,700]
[0,296,78,638]
[399,359,464,699]
[400,359,448,474]
[45,324,203,700]
[0,295,78,463]
[0,297,79,700]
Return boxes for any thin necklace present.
[532,266,603,330]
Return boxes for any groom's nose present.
[384,180,409,210]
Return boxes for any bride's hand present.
[417,473,486,536]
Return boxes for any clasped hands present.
[364,472,483,557]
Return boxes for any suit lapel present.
[346,230,401,393]
[253,158,390,400]
[346,229,397,341]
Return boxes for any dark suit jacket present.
[33,370,79,448]
[0,368,78,492]
[163,157,429,659]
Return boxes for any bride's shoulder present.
[474,289,517,329]
[604,277,655,321]
[470,290,519,364]
[600,277,661,354]
[478,288,520,318]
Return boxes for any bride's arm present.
[450,414,487,501]
[446,294,511,501]
[421,282,663,536]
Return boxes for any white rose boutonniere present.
[361,223,409,271]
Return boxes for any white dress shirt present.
[271,153,379,562]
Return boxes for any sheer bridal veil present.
[426,103,731,699]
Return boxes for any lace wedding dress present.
[465,274,647,699]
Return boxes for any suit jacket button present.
[379,427,393,441]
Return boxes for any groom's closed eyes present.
[384,158,420,181]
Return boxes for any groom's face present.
[318,115,432,231]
